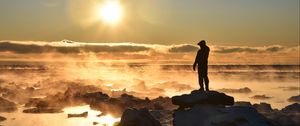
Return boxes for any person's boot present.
[205,84,209,91]
[199,87,204,91]
[205,87,209,91]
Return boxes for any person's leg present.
[198,74,204,91]
[204,75,209,91]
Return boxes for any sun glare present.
[98,1,122,24]
[99,114,121,126]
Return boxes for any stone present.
[172,90,234,108]
[23,107,63,113]
[253,103,273,113]
[81,92,110,104]
[234,101,252,107]
[119,108,161,126]
[173,105,272,126]
[68,111,88,118]
[287,95,300,103]
[281,103,300,113]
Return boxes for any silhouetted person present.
[193,40,210,91]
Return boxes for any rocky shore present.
[118,90,299,126]
[0,85,299,126]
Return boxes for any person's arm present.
[193,51,199,71]
[207,47,210,58]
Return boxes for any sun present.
[98,1,122,24]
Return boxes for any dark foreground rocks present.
[172,90,272,126]
[118,108,161,126]
[23,107,63,113]
[172,90,234,109]
[68,111,88,118]
[23,100,63,113]
[254,103,300,126]
[173,105,272,126]
[287,95,300,103]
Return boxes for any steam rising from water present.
[0,40,299,112]
[0,59,299,109]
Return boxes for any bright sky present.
[0,0,299,46]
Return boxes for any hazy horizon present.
[0,40,299,65]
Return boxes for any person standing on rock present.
[193,40,210,91]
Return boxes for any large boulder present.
[150,110,173,126]
[263,103,300,126]
[281,103,300,113]
[287,95,300,103]
[81,92,110,104]
[119,108,161,126]
[173,105,272,126]
[172,90,234,108]
[234,101,252,107]
[253,103,273,113]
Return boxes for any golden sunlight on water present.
[0,105,120,126]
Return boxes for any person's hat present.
[197,40,206,45]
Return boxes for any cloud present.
[0,42,48,54]
[0,40,298,64]
[0,41,151,54]
[212,45,288,54]
[1,40,296,54]
[213,47,258,53]
[168,44,198,53]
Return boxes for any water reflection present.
[0,105,120,126]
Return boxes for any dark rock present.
[173,105,272,126]
[0,97,17,112]
[234,101,252,107]
[24,98,43,107]
[267,113,299,126]
[23,107,63,113]
[281,103,300,113]
[0,116,6,122]
[97,112,106,117]
[119,94,149,107]
[81,92,110,104]
[172,90,234,108]
[253,102,273,113]
[150,110,173,126]
[93,122,99,125]
[119,108,161,126]
[253,103,300,126]
[90,97,125,117]
[149,96,176,110]
[68,111,88,118]
[287,95,300,103]
[23,98,64,113]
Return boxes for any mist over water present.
[0,61,299,109]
